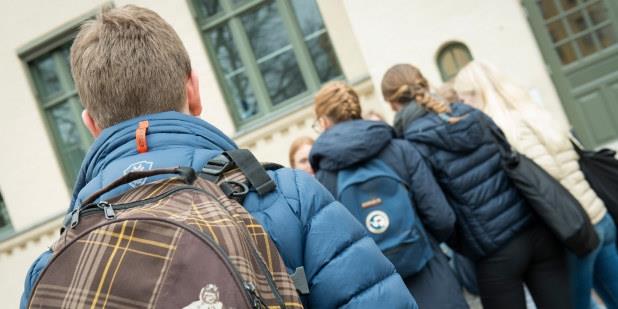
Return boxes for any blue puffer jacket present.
[21,112,416,309]
[309,120,456,243]
[401,103,532,260]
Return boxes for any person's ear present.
[186,70,203,116]
[81,110,102,138]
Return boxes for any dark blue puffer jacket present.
[309,120,456,243]
[21,112,416,309]
[401,103,532,260]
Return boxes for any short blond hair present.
[71,5,192,128]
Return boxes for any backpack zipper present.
[71,185,283,308]
[70,185,200,228]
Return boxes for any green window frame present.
[19,21,93,188]
[189,0,344,129]
[436,42,473,81]
[534,0,618,66]
[0,191,13,237]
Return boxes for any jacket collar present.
[70,111,237,208]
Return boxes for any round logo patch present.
[365,210,390,234]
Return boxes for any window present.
[535,0,617,65]
[23,42,92,187]
[191,0,343,127]
[436,42,473,81]
[0,191,12,236]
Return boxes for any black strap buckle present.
[201,154,233,176]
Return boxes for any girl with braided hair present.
[309,81,468,308]
[381,64,572,309]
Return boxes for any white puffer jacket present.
[506,114,606,225]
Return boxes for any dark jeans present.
[405,243,469,309]
[475,223,572,309]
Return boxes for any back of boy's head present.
[71,5,191,128]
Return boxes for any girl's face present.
[293,143,314,176]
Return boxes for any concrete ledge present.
[0,213,63,254]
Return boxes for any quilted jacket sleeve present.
[290,170,417,309]
[20,249,53,309]
[399,141,456,242]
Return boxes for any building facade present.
[1,0,616,306]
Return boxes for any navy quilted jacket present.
[401,103,532,260]
[21,112,416,309]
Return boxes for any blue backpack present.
[336,159,433,277]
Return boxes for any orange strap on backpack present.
[136,120,149,153]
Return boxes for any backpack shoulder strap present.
[201,149,278,203]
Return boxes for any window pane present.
[206,25,259,120]
[207,25,244,75]
[227,72,259,120]
[576,33,598,56]
[242,2,307,104]
[193,0,221,18]
[556,42,578,64]
[566,11,589,34]
[596,25,617,48]
[452,48,472,68]
[63,146,86,183]
[548,20,569,42]
[306,32,342,83]
[440,52,458,80]
[559,0,577,10]
[60,46,75,89]
[32,55,63,98]
[49,101,82,147]
[241,2,292,59]
[291,0,324,37]
[587,2,608,25]
[291,0,342,83]
[259,50,307,105]
[537,0,559,19]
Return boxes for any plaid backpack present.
[28,150,304,309]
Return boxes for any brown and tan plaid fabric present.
[29,170,303,309]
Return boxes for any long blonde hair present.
[454,61,565,148]
[314,81,362,123]
[381,64,451,114]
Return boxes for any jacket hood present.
[403,103,488,152]
[310,120,394,171]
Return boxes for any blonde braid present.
[314,81,362,123]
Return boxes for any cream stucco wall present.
[0,1,579,307]
[343,0,570,128]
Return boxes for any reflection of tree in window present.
[242,2,306,105]
[194,0,343,125]
[291,0,342,83]
[209,25,259,120]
